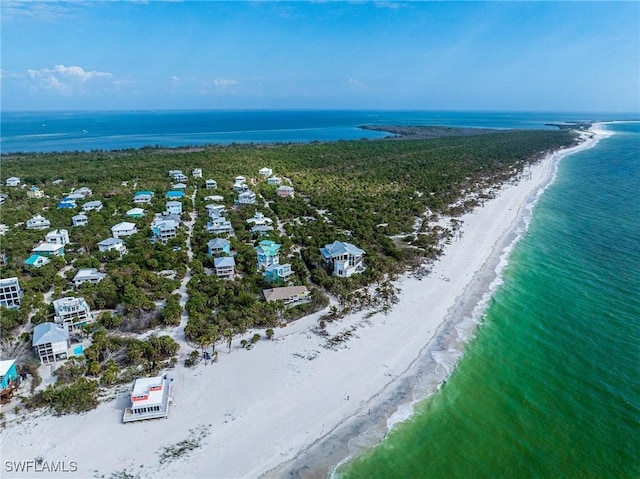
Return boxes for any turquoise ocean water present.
[338,122,640,478]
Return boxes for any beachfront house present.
[264,263,293,283]
[255,240,281,271]
[237,190,257,205]
[165,201,183,215]
[320,241,366,278]
[207,238,231,257]
[5,177,21,187]
[32,322,70,363]
[112,222,138,239]
[192,168,203,178]
[277,185,295,198]
[166,190,185,199]
[205,179,218,189]
[122,376,173,423]
[26,215,51,230]
[151,218,179,243]
[73,268,106,288]
[53,297,93,332]
[0,277,23,309]
[0,359,19,402]
[82,200,103,212]
[24,254,51,268]
[206,217,233,235]
[214,256,236,280]
[259,167,273,177]
[27,186,44,199]
[31,242,65,257]
[46,229,70,246]
[72,214,88,227]
[263,286,310,306]
[267,176,282,186]
[98,237,127,255]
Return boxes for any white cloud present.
[171,75,180,82]
[26,64,113,95]
[348,78,365,88]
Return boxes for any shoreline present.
[0,127,611,479]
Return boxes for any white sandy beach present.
[0,126,611,479]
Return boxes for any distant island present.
[359,124,511,139]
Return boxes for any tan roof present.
[263,286,309,302]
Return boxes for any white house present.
[133,193,153,204]
[72,214,88,227]
[263,286,310,305]
[277,185,295,198]
[74,187,93,197]
[205,204,226,218]
[206,217,233,235]
[165,201,183,215]
[151,218,179,243]
[24,254,51,268]
[32,322,70,363]
[319,241,366,278]
[126,208,145,218]
[82,200,103,212]
[112,222,138,239]
[205,179,218,189]
[0,277,23,309]
[233,181,249,192]
[204,195,224,202]
[0,224,8,236]
[98,237,127,255]
[73,268,106,288]
[192,168,203,178]
[46,229,70,246]
[214,256,236,280]
[26,214,51,230]
[259,167,273,177]
[237,190,257,205]
[31,242,65,257]
[122,376,173,423]
[5,177,20,187]
[53,297,93,332]
[27,186,44,198]
[246,211,273,226]
[267,176,282,186]
[171,183,187,190]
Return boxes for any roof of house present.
[320,241,365,259]
[256,240,281,256]
[83,200,102,208]
[53,296,90,313]
[214,256,236,268]
[166,200,182,207]
[98,237,124,246]
[251,225,274,233]
[263,286,309,302]
[72,214,88,220]
[0,359,16,377]
[264,262,290,273]
[32,243,64,253]
[134,190,154,197]
[112,222,137,230]
[32,322,69,346]
[73,268,105,282]
[277,185,295,191]
[208,238,230,249]
[126,208,145,216]
[166,190,185,198]
[172,183,187,189]
[24,254,49,266]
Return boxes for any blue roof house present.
[255,240,281,271]
[57,199,76,209]
[264,263,293,283]
[166,190,185,199]
[166,201,183,215]
[0,359,18,391]
[207,238,231,257]
[24,254,51,268]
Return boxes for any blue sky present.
[1,1,639,112]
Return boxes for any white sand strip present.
[0,126,611,479]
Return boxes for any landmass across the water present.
[359,124,512,139]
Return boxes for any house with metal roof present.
[207,238,231,257]
[264,263,293,283]
[112,222,138,239]
[53,297,93,332]
[46,229,70,245]
[255,240,281,271]
[24,254,50,268]
[166,190,185,199]
[72,214,88,227]
[214,256,236,280]
[32,322,70,363]
[82,200,103,212]
[319,241,366,278]
[98,237,127,255]
[31,242,65,257]
[26,214,51,230]
[73,268,106,288]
